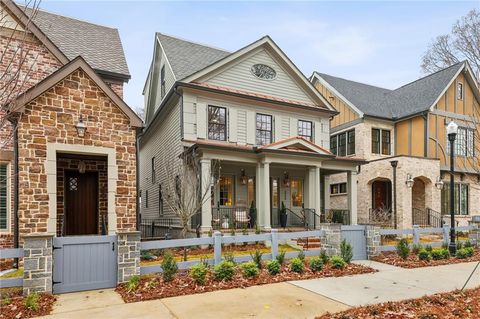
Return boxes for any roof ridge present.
[316,72,392,91]
[394,61,464,90]
[156,32,230,53]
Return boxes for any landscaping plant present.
[464,240,472,248]
[456,241,463,250]
[320,249,330,264]
[290,257,305,273]
[214,261,235,281]
[418,249,431,261]
[24,292,39,311]
[411,244,421,255]
[241,261,259,278]
[190,263,209,285]
[441,249,450,259]
[276,250,286,265]
[266,260,281,275]
[127,275,140,293]
[431,250,445,260]
[464,247,474,257]
[425,245,433,252]
[396,238,410,260]
[340,239,353,263]
[309,256,324,272]
[330,256,346,269]
[297,250,305,262]
[161,251,178,282]
[224,252,236,264]
[250,249,263,269]
[456,249,468,259]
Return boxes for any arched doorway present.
[412,178,426,211]
[371,179,392,210]
[411,176,438,227]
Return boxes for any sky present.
[38,0,479,110]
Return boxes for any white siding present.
[204,49,315,105]
[237,110,247,144]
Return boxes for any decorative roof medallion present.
[251,64,276,80]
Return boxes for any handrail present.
[285,207,306,228]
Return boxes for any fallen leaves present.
[371,249,480,268]
[0,291,55,319]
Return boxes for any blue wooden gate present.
[341,225,367,260]
[53,235,117,294]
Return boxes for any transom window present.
[372,128,391,155]
[298,120,313,141]
[330,129,355,156]
[457,82,463,100]
[0,164,8,230]
[208,106,227,141]
[256,113,272,145]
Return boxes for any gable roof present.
[313,61,472,120]
[9,56,142,126]
[156,33,230,80]
[260,136,332,155]
[2,1,130,80]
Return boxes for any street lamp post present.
[446,121,458,255]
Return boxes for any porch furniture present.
[235,209,250,228]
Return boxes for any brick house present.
[311,62,480,228]
[0,0,142,261]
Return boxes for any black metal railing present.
[427,208,444,228]
[320,209,351,225]
[211,206,252,230]
[368,207,393,227]
[140,218,173,240]
[413,208,443,228]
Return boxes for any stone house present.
[311,62,480,228]
[139,33,363,238]
[0,0,142,293]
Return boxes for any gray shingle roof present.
[317,62,465,120]
[157,33,231,80]
[24,7,130,79]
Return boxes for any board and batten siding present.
[139,98,182,220]
[182,91,331,148]
[314,81,359,128]
[204,48,316,105]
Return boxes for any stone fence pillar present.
[365,225,381,258]
[23,234,53,296]
[117,231,140,284]
[319,223,341,256]
[469,226,480,246]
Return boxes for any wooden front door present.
[372,180,392,210]
[65,171,98,235]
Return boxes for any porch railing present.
[212,206,252,230]
[368,207,394,227]
[412,208,443,228]
[320,209,351,225]
[140,218,174,240]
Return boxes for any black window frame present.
[0,164,7,230]
[298,120,313,141]
[145,190,149,208]
[255,113,273,145]
[160,65,166,98]
[441,183,469,215]
[347,130,355,155]
[372,128,380,154]
[457,82,463,100]
[208,105,227,141]
[330,129,355,156]
[158,184,163,216]
[381,130,391,155]
[151,157,156,184]
[330,182,347,195]
[330,135,337,155]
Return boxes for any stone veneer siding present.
[23,234,53,295]
[17,68,137,236]
[117,231,140,284]
[319,223,341,256]
[56,157,108,236]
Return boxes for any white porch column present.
[262,162,271,229]
[323,175,330,211]
[307,166,321,228]
[200,158,212,231]
[255,162,263,227]
[347,170,358,225]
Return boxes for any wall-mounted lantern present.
[75,115,87,137]
[435,177,444,190]
[78,160,86,174]
[240,169,247,185]
[283,171,290,188]
[405,174,414,188]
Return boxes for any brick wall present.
[105,81,124,98]
[17,68,137,236]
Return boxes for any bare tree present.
[421,9,479,78]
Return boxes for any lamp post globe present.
[447,121,458,255]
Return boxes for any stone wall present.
[17,69,137,236]
[117,231,140,284]
[319,223,341,256]
[105,81,124,98]
[23,234,53,295]
[365,225,381,258]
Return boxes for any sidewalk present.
[38,261,480,319]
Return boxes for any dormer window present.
[208,106,227,141]
[457,82,463,100]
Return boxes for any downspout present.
[9,117,19,268]
[135,127,142,231]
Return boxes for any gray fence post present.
[271,229,278,259]
[213,231,222,265]
[412,225,420,246]
[443,225,450,244]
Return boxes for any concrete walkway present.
[38,261,480,319]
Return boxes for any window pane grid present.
[208,106,227,141]
[256,114,272,145]
[0,165,7,229]
[298,120,312,141]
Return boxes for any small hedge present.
[309,257,324,272]
[330,256,346,269]
[190,263,208,285]
[214,261,235,281]
[418,249,431,261]
[240,261,259,278]
[266,260,281,275]
[290,258,305,273]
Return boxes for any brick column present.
[319,223,341,256]
[23,234,53,296]
[117,231,140,284]
[366,225,381,258]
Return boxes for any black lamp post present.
[447,121,458,255]
[390,160,398,229]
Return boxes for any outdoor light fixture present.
[405,174,414,188]
[435,177,444,190]
[447,120,458,255]
[283,171,290,188]
[240,169,247,185]
[78,160,86,174]
[75,115,87,137]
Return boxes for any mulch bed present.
[371,249,480,268]
[0,290,55,319]
[317,286,480,319]
[116,262,375,303]
[0,260,14,272]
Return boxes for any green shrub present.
[276,250,286,265]
[425,245,433,252]
[412,244,421,255]
[464,247,474,257]
[456,241,463,250]
[330,256,346,269]
[464,240,473,248]
[418,249,431,261]
[431,250,445,260]
[396,239,410,260]
[290,258,305,273]
[441,249,450,259]
[224,252,236,264]
[309,257,324,272]
[214,261,235,281]
[456,248,468,259]
[250,250,263,269]
[266,260,281,275]
[24,292,39,311]
[320,249,330,264]
[297,251,305,262]
[161,251,178,282]
[190,263,209,285]
[127,275,140,292]
[441,242,449,250]
[241,261,259,278]
[340,239,353,263]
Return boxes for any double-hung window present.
[256,113,272,145]
[372,128,391,155]
[208,106,227,141]
[0,164,8,230]
[330,129,355,156]
[298,120,313,141]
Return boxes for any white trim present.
[45,143,118,235]
[264,138,329,155]
[0,162,11,233]
[311,72,364,117]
